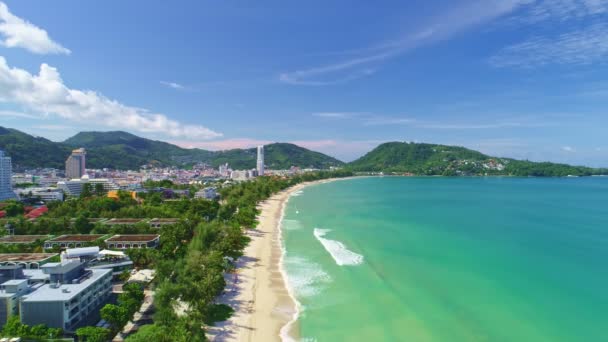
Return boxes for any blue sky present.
[0,0,607,166]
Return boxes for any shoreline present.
[209,177,352,342]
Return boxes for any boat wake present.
[313,228,364,266]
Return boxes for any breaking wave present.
[313,228,364,266]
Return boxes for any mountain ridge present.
[348,141,607,176]
[1,127,606,176]
[0,127,344,170]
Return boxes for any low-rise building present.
[148,218,179,229]
[57,177,119,197]
[44,235,105,250]
[19,261,113,332]
[0,264,53,327]
[102,218,145,226]
[194,187,218,200]
[0,253,58,269]
[105,235,160,249]
[0,235,51,245]
[0,278,29,327]
[14,187,64,202]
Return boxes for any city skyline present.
[0,1,607,166]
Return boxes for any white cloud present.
[0,109,38,119]
[34,124,74,131]
[0,57,222,139]
[510,0,608,24]
[160,81,185,90]
[312,112,362,119]
[363,117,415,126]
[279,0,528,85]
[0,2,70,55]
[489,22,608,68]
[562,146,575,152]
[491,0,608,68]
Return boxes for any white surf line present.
[313,228,364,266]
[279,189,303,342]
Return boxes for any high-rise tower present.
[0,150,16,201]
[256,145,264,176]
[65,148,86,179]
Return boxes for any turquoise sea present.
[281,177,608,341]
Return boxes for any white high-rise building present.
[256,145,264,176]
[0,150,17,201]
[65,148,86,179]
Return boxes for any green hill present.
[63,131,214,169]
[211,143,344,170]
[0,127,344,170]
[348,142,607,177]
[0,127,71,169]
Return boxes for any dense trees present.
[1,316,62,340]
[75,326,111,342]
[100,283,145,333]
[2,201,24,217]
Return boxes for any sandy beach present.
[208,179,337,342]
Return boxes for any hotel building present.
[65,148,86,179]
[0,150,16,201]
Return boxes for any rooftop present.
[105,234,160,242]
[47,235,105,243]
[103,218,145,225]
[148,218,179,223]
[21,268,111,302]
[0,235,51,244]
[0,253,58,263]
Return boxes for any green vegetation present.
[75,326,111,342]
[1,316,62,340]
[348,142,608,176]
[204,304,234,325]
[2,201,24,217]
[78,283,145,338]
[0,126,71,169]
[1,127,343,170]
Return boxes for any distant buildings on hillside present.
[0,143,329,204]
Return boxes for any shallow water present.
[282,177,608,341]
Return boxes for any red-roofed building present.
[25,206,48,220]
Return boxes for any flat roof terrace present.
[0,253,58,263]
[103,218,146,225]
[105,234,160,243]
[148,218,179,224]
[0,235,51,244]
[47,235,105,243]
[69,218,109,223]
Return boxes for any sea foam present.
[282,219,303,231]
[313,228,364,266]
[284,255,331,297]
